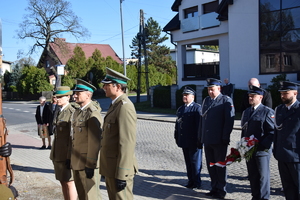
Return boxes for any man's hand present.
[85,167,94,179]
[116,179,126,191]
[0,142,12,157]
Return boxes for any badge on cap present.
[101,67,130,85]
[248,85,264,95]
[278,81,300,91]
[182,86,196,95]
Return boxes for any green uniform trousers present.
[73,168,101,200]
[105,175,134,200]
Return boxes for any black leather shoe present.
[184,183,194,188]
[212,193,225,199]
[205,191,216,196]
[40,145,46,149]
[195,185,201,189]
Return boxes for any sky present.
[1,0,177,64]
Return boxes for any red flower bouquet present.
[210,135,259,167]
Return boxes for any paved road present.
[3,101,285,199]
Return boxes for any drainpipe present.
[165,31,178,85]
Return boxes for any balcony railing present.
[183,62,220,80]
[181,12,221,33]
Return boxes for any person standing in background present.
[241,78,272,113]
[221,78,234,98]
[47,95,59,149]
[174,86,202,189]
[35,96,51,149]
[50,86,78,200]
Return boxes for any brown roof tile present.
[50,38,123,64]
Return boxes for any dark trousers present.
[246,150,271,200]
[278,161,300,200]
[182,147,202,186]
[204,144,228,196]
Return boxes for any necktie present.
[250,107,254,116]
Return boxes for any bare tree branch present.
[16,0,90,67]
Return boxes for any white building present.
[170,47,219,64]
[163,0,300,90]
[1,60,12,75]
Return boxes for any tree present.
[62,46,87,87]
[61,47,122,89]
[130,17,176,75]
[3,63,23,91]
[17,66,53,94]
[16,0,90,68]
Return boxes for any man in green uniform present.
[50,86,78,200]
[71,79,102,200]
[100,68,138,200]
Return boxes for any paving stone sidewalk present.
[6,107,285,200]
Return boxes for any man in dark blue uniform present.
[273,81,300,200]
[199,78,235,199]
[241,85,274,200]
[174,86,202,189]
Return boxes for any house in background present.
[40,38,123,85]
[163,0,300,90]
[0,60,12,75]
[170,47,219,64]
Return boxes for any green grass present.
[134,101,176,115]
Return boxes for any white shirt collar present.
[60,103,69,111]
[112,95,122,105]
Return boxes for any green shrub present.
[153,86,171,108]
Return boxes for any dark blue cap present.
[182,86,195,95]
[248,85,264,95]
[206,78,222,87]
[279,81,300,91]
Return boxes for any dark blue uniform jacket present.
[175,102,201,148]
[241,104,274,152]
[200,94,235,144]
[273,100,300,162]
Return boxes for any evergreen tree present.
[62,46,89,87]
[130,17,176,76]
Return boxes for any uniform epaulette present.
[194,102,201,106]
[88,104,98,112]
[121,100,128,105]
[70,102,80,109]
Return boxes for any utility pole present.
[141,9,150,101]
[120,0,126,76]
[136,9,150,103]
[136,10,143,103]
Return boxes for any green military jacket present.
[71,100,102,170]
[100,94,138,180]
[50,103,76,162]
